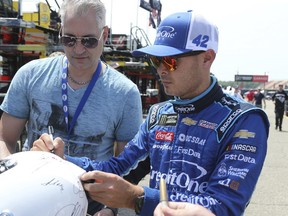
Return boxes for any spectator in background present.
[229,85,243,100]
[246,89,255,103]
[272,84,288,131]
[254,88,266,109]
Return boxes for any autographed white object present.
[0,151,88,216]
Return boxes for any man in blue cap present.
[33,10,270,216]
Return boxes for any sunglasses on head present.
[59,29,104,49]
[149,51,205,72]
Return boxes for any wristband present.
[134,193,145,215]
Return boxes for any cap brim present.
[132,45,191,57]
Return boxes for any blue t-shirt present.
[1,56,143,161]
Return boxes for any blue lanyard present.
[61,57,102,142]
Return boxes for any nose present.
[157,63,169,76]
[73,39,86,54]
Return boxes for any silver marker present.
[48,126,54,152]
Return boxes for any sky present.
[22,0,288,81]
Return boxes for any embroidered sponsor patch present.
[198,120,218,130]
[181,117,197,126]
[158,114,178,126]
[155,131,174,142]
[219,178,240,191]
[173,104,195,113]
[226,143,257,153]
[233,130,255,139]
[224,153,256,164]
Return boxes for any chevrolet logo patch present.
[181,117,197,126]
[233,130,255,139]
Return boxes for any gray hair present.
[59,0,106,30]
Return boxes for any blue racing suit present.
[67,77,269,216]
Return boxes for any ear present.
[203,49,216,64]
[102,26,109,43]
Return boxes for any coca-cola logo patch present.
[155,131,174,142]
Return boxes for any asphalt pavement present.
[119,100,288,216]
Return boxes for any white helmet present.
[0,151,88,216]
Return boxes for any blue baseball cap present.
[132,10,218,57]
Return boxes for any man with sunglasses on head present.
[32,10,270,216]
[0,0,144,215]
